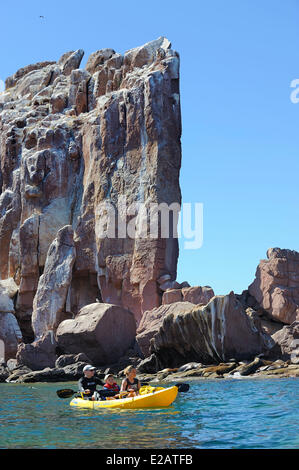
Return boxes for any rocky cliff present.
[1,38,299,374]
[0,37,182,359]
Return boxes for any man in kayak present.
[78,365,104,400]
[120,366,141,397]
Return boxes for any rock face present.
[0,36,182,343]
[0,278,18,312]
[147,292,275,369]
[162,285,214,306]
[0,278,22,360]
[182,286,214,304]
[272,321,299,363]
[16,331,57,370]
[0,312,22,360]
[56,303,136,365]
[136,301,195,357]
[248,248,299,324]
[32,225,76,338]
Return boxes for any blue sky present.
[1,0,298,295]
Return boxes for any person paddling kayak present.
[78,365,103,400]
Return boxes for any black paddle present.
[56,388,128,399]
[56,383,190,399]
[56,388,78,399]
[175,383,190,393]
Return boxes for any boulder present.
[137,354,159,374]
[181,286,214,305]
[61,49,84,76]
[136,302,195,357]
[150,292,276,369]
[55,352,92,368]
[6,358,18,371]
[162,289,182,305]
[56,303,136,365]
[0,278,18,312]
[248,248,299,324]
[124,36,171,70]
[0,365,9,382]
[0,312,23,360]
[5,60,56,89]
[272,321,299,363]
[85,49,116,74]
[16,331,57,370]
[0,278,18,299]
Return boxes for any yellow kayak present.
[70,385,178,410]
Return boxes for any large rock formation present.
[248,248,299,324]
[0,36,182,351]
[56,303,136,365]
[272,321,299,363]
[16,331,57,370]
[0,312,22,360]
[0,278,22,360]
[144,292,276,369]
[136,301,195,357]
[31,225,76,339]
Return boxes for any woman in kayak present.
[120,366,141,397]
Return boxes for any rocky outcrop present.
[147,292,276,369]
[136,301,195,357]
[0,313,22,361]
[16,331,57,370]
[56,303,136,365]
[162,285,214,306]
[0,37,182,336]
[248,248,299,324]
[0,278,22,360]
[272,321,299,363]
[182,286,214,304]
[31,225,76,339]
[0,278,18,312]
[2,37,298,378]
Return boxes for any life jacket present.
[103,382,120,393]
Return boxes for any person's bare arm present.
[120,378,127,392]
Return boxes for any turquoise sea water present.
[0,378,298,449]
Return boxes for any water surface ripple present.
[0,378,298,449]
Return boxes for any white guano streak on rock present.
[217,295,228,361]
[190,307,215,359]
[210,300,221,361]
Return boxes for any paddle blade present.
[175,383,190,393]
[56,389,76,399]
